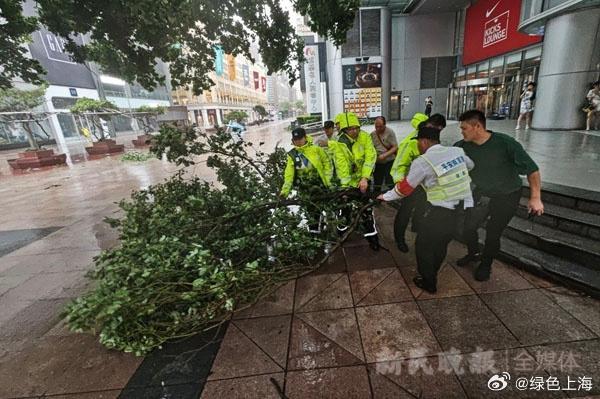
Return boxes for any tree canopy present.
[1,0,360,94]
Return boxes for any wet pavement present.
[0,119,599,398]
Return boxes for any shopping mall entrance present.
[448,46,541,120]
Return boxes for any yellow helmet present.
[337,112,360,131]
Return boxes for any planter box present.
[85,140,125,156]
[132,134,154,148]
[8,149,67,170]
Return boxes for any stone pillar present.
[532,8,600,130]
[326,40,344,118]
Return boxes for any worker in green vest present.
[335,112,380,250]
[281,127,332,232]
[379,125,474,293]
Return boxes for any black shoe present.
[413,276,437,294]
[367,236,380,251]
[456,252,481,267]
[474,262,492,281]
[396,240,409,253]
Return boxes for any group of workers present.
[280,109,544,293]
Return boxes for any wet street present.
[0,120,599,398]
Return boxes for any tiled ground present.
[202,205,600,399]
[1,122,599,398]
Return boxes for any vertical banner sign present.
[253,71,260,90]
[214,46,224,76]
[261,76,267,93]
[462,0,543,65]
[303,45,322,114]
[242,65,250,86]
[342,63,382,118]
[227,54,236,80]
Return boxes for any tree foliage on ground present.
[1,0,360,94]
[224,110,248,124]
[64,125,369,355]
[70,97,118,140]
[0,84,50,149]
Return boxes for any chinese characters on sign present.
[303,45,322,114]
[342,63,382,118]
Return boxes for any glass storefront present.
[448,45,542,120]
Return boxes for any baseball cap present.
[292,127,307,140]
[412,126,440,141]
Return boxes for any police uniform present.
[334,112,379,249]
[382,127,474,292]
[281,128,332,232]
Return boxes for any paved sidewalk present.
[200,205,600,398]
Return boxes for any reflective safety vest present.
[280,142,332,197]
[337,131,377,187]
[390,112,429,183]
[420,146,472,202]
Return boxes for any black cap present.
[412,126,440,141]
[292,127,306,140]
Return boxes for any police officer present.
[281,127,332,232]
[379,126,474,293]
[391,113,447,253]
[335,112,380,249]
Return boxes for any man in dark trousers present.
[455,110,544,281]
[379,126,474,293]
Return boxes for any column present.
[532,8,600,130]
[326,40,344,118]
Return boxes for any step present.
[505,217,600,270]
[521,182,600,216]
[516,199,600,240]
[496,237,600,298]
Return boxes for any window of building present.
[420,56,455,89]
[490,57,504,75]
[57,113,79,138]
[341,9,381,57]
[342,12,361,58]
[476,61,489,78]
[361,9,381,56]
[505,53,522,75]
[466,65,477,80]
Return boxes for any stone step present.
[522,182,600,215]
[505,217,600,271]
[516,199,600,240]
[497,236,600,298]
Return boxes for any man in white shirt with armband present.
[378,126,474,294]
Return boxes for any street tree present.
[224,110,248,124]
[253,104,268,120]
[70,98,118,141]
[1,0,360,94]
[0,84,51,150]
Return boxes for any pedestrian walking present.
[455,110,544,281]
[585,81,600,131]
[516,82,535,130]
[378,126,474,293]
[425,96,433,117]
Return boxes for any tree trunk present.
[23,122,40,150]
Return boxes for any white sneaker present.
[515,126,521,130]
[525,125,530,129]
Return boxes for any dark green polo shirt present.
[455,132,539,197]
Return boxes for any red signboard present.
[261,76,267,92]
[253,71,260,90]
[463,0,542,65]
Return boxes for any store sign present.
[463,0,542,65]
[261,76,267,93]
[253,71,260,90]
[303,45,321,114]
[342,63,382,118]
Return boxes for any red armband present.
[396,178,415,197]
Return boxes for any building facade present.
[172,53,270,128]
[311,0,600,129]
